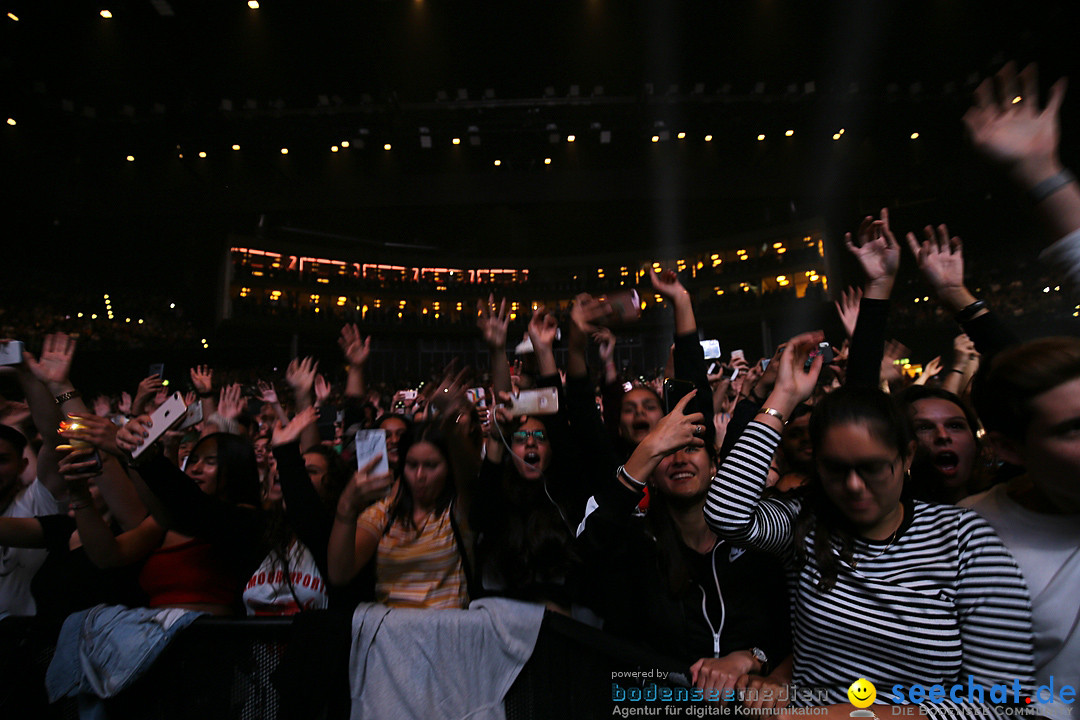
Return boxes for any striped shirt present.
[705,422,1037,716]
[357,497,468,610]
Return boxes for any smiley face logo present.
[848,678,876,708]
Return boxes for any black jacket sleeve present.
[273,442,332,575]
[673,331,715,448]
[846,297,891,389]
[959,309,1020,365]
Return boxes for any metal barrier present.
[3,611,692,720]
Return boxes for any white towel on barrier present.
[349,596,546,720]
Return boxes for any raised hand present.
[649,268,688,300]
[905,224,968,305]
[24,332,76,391]
[314,374,332,406]
[913,356,943,386]
[217,383,245,421]
[476,295,509,349]
[132,374,165,416]
[118,391,133,415]
[271,406,317,447]
[116,415,153,454]
[257,380,279,404]
[953,333,979,367]
[286,356,319,396]
[963,62,1067,183]
[59,413,121,456]
[527,307,559,351]
[570,293,610,335]
[639,391,707,459]
[337,455,394,517]
[428,364,472,417]
[844,209,901,298]
[338,324,372,366]
[190,365,213,394]
[834,286,863,339]
[766,331,826,413]
[593,327,616,364]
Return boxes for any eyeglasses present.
[511,430,547,443]
[818,456,900,485]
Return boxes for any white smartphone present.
[0,340,25,366]
[131,392,188,458]
[510,387,559,416]
[700,339,721,360]
[178,401,203,430]
[731,349,746,363]
[354,429,390,477]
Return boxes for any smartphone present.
[662,378,697,415]
[603,289,642,323]
[178,400,203,430]
[806,342,834,370]
[510,387,559,416]
[700,339,721,360]
[466,387,487,408]
[730,349,745,363]
[0,340,25,366]
[354,429,390,477]
[131,392,187,458]
[707,362,721,376]
[402,389,418,401]
[148,363,165,379]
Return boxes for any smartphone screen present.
[662,378,696,415]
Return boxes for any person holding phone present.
[704,332,1036,716]
[577,391,791,703]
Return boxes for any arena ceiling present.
[3,0,1079,269]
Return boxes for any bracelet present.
[1028,169,1077,204]
[954,299,988,323]
[334,511,359,525]
[617,464,647,490]
[55,390,81,405]
[759,407,785,424]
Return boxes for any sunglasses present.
[511,430,548,443]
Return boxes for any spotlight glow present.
[651,135,659,143]
[757,134,765,141]
[341,141,349,148]
[677,132,686,139]
[704,135,712,142]
[452,138,461,145]
[785,129,794,137]
[100,10,113,18]
[126,155,134,162]
[331,145,339,152]
[231,144,240,151]
[280,147,288,154]
[544,158,551,165]
[248,0,259,8]
[493,159,501,166]
[198,151,207,158]
[383,143,392,150]
[910,132,919,140]
[566,135,576,143]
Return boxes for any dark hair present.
[302,445,350,512]
[387,422,454,532]
[646,445,719,597]
[898,386,980,436]
[193,433,260,507]
[794,386,913,592]
[973,336,1080,441]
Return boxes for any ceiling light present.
[126,155,134,162]
[1012,96,1022,104]
[785,129,794,137]
[280,148,288,154]
[757,134,765,141]
[248,0,259,8]
[231,144,240,151]
[452,138,460,145]
[910,132,919,140]
[832,133,841,141]
[100,10,113,19]
[493,159,501,166]
[704,135,712,142]
[677,132,686,140]
[341,141,350,148]
[6,118,15,126]
[383,143,392,150]
[6,12,18,21]
[198,151,207,158]
[544,158,551,165]
[566,135,576,143]
[651,135,659,143]
[331,145,339,152]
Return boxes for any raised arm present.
[704,333,824,555]
[339,324,372,401]
[844,210,901,388]
[526,307,559,378]
[477,295,512,399]
[965,63,1080,246]
[327,455,392,585]
[286,356,321,452]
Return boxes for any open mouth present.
[632,421,650,434]
[523,451,541,466]
[932,451,960,476]
[670,471,695,482]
